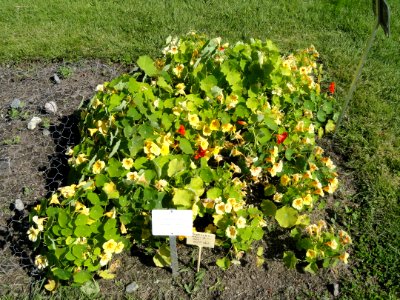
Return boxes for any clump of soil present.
[0,61,353,299]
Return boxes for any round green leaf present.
[275,206,298,228]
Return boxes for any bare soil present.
[0,61,354,299]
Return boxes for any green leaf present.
[263,184,276,196]
[134,157,148,170]
[283,251,298,269]
[167,158,185,177]
[264,117,278,131]
[246,98,259,112]
[252,227,264,240]
[52,268,72,280]
[87,192,101,205]
[200,76,218,97]
[58,210,69,228]
[186,177,204,197]
[126,107,142,121]
[137,55,158,77]
[317,110,326,122]
[285,148,294,160]
[207,187,222,199]
[107,158,123,178]
[153,244,171,267]
[74,225,92,237]
[109,140,121,159]
[172,189,195,208]
[72,244,86,259]
[325,120,335,133]
[216,257,231,270]
[322,101,333,114]
[95,174,108,187]
[73,270,93,284]
[75,214,89,226]
[178,138,194,154]
[261,200,277,216]
[199,167,213,183]
[275,206,298,228]
[80,280,100,297]
[157,76,173,93]
[304,262,318,274]
[89,205,104,220]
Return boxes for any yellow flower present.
[188,113,200,128]
[215,203,226,215]
[27,227,40,242]
[172,106,182,116]
[173,64,184,77]
[294,120,306,132]
[311,179,322,189]
[314,146,324,156]
[44,279,57,292]
[32,216,46,231]
[34,204,41,211]
[323,184,337,194]
[92,160,105,174]
[280,174,291,186]
[88,128,98,136]
[175,83,186,95]
[308,123,315,134]
[250,166,262,178]
[306,249,317,259]
[155,179,168,191]
[292,198,304,210]
[196,135,209,150]
[273,193,283,202]
[120,223,127,234]
[339,230,352,245]
[292,173,302,183]
[58,184,77,198]
[115,242,124,254]
[225,226,237,239]
[103,239,118,254]
[96,84,104,92]
[202,125,212,136]
[305,224,319,236]
[339,252,349,264]
[314,187,325,197]
[122,158,134,170]
[309,162,319,172]
[66,147,74,156]
[104,207,116,218]
[268,160,283,177]
[127,171,139,181]
[230,162,241,174]
[221,123,234,132]
[303,109,313,118]
[34,255,48,269]
[209,119,220,131]
[302,194,313,206]
[236,216,247,228]
[325,239,338,250]
[75,153,88,165]
[224,202,233,213]
[270,146,279,158]
[231,148,243,157]
[271,106,284,125]
[144,141,161,157]
[75,237,87,245]
[96,120,108,135]
[49,194,60,205]
[99,252,112,266]
[321,157,335,169]
[202,198,215,209]
[303,171,313,180]
[225,94,238,109]
[103,182,117,195]
[160,143,170,156]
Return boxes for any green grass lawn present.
[1,0,399,298]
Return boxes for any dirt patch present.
[0,61,353,299]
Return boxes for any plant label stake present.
[186,232,216,272]
[152,209,193,276]
[334,0,390,136]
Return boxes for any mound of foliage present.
[27,33,351,290]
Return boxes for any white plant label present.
[151,209,193,236]
[186,232,215,248]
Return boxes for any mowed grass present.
[1,0,399,298]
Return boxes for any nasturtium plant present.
[28,32,351,288]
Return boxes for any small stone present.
[10,99,22,109]
[52,74,61,84]
[42,129,51,136]
[15,199,24,211]
[0,157,11,174]
[333,283,339,297]
[125,282,139,293]
[44,101,58,114]
[27,117,42,130]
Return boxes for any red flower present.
[329,82,335,94]
[177,124,186,136]
[237,120,247,126]
[194,147,207,160]
[276,132,288,144]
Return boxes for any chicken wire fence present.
[0,62,129,297]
